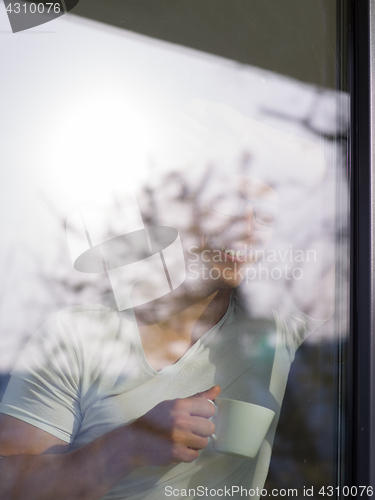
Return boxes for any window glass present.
[0,2,349,498]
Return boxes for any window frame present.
[349,0,375,489]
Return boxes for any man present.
[0,166,328,500]
[0,101,330,499]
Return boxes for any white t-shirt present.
[0,294,322,499]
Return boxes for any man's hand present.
[129,385,221,467]
[0,387,221,500]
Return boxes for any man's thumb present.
[194,385,221,400]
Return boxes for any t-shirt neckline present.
[131,295,234,376]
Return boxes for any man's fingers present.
[179,447,200,463]
[182,386,220,417]
[189,416,215,437]
[170,428,209,454]
[185,433,209,450]
[184,398,216,418]
[193,385,221,401]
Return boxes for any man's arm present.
[0,414,137,500]
[0,386,220,500]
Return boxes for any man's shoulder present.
[39,301,124,348]
[54,301,117,320]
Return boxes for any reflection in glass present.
[0,7,348,499]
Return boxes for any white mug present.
[211,398,275,459]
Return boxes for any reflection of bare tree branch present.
[261,107,348,143]
[261,89,349,143]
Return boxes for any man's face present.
[191,176,278,289]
